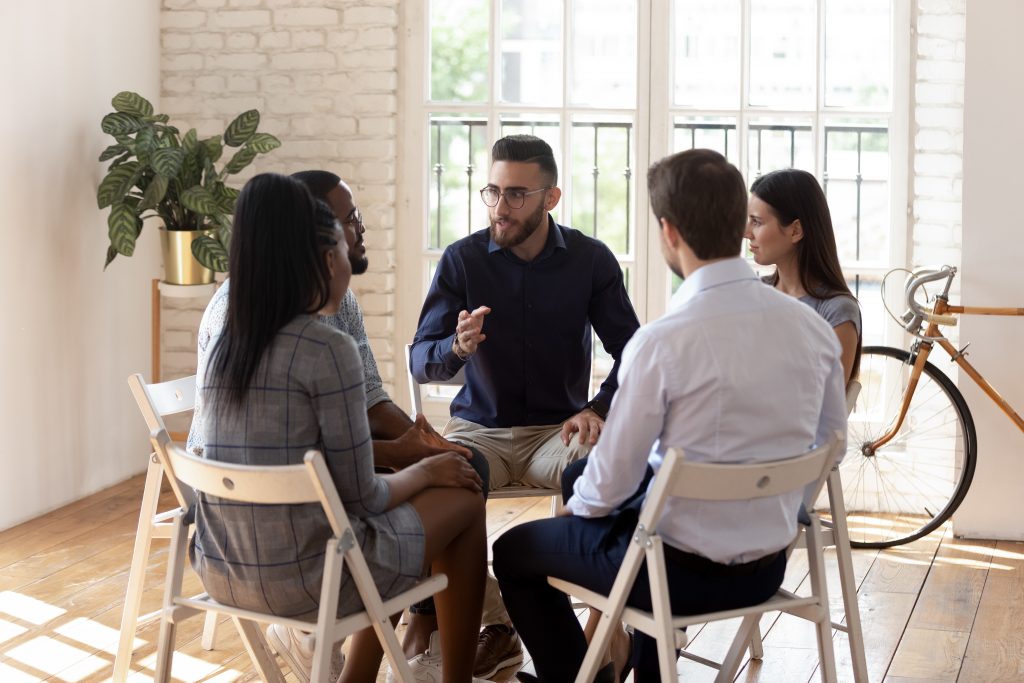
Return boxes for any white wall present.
[0,1,161,530]
[955,0,1024,539]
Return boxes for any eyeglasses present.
[343,208,364,230]
[479,186,551,209]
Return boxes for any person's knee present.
[466,446,491,500]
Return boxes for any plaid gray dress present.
[190,315,425,619]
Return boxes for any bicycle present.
[836,265,1024,548]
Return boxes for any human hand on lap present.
[413,414,473,459]
[418,452,483,493]
[560,408,605,447]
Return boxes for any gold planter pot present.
[160,228,216,285]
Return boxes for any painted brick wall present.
[913,0,965,269]
[158,0,399,394]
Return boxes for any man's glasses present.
[479,186,551,209]
[343,208,364,230]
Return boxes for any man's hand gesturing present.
[453,305,491,359]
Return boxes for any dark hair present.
[491,135,558,185]
[291,170,342,201]
[207,173,335,410]
[647,149,748,260]
[750,168,861,377]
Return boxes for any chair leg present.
[806,517,838,683]
[113,456,163,683]
[827,472,869,683]
[748,621,765,660]
[233,616,287,683]
[153,615,176,683]
[201,611,220,650]
[718,613,762,682]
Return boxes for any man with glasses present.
[187,170,483,681]
[410,135,640,679]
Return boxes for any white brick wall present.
[912,0,965,269]
[158,0,399,394]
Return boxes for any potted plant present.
[96,91,280,283]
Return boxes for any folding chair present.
[115,374,219,683]
[149,428,448,683]
[746,380,868,682]
[404,344,561,510]
[549,433,845,683]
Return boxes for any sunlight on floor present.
[0,617,28,645]
[4,635,105,678]
[137,651,244,682]
[0,591,67,625]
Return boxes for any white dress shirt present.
[566,257,847,564]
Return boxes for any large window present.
[398,0,909,412]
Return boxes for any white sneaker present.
[387,630,443,683]
[266,623,345,683]
[386,630,495,683]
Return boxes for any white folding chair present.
[149,428,448,683]
[115,374,219,683]
[746,380,868,682]
[404,344,561,508]
[549,433,845,683]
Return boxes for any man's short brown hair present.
[647,149,747,260]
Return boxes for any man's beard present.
[349,254,369,275]
[489,201,547,249]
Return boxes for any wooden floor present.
[0,475,1022,683]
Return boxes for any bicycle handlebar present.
[902,266,958,332]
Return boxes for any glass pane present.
[748,0,816,109]
[672,116,738,165]
[430,0,489,102]
[672,0,741,108]
[500,0,563,105]
[824,124,889,265]
[570,116,634,256]
[428,114,490,249]
[825,0,891,108]
[499,114,563,222]
[848,274,884,347]
[746,121,814,180]
[571,0,637,107]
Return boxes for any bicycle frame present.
[870,267,1024,452]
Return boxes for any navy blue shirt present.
[410,218,640,428]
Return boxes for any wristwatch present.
[582,398,610,420]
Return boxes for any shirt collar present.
[487,215,566,259]
[668,257,759,311]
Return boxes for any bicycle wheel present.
[832,345,977,548]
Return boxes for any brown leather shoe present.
[474,624,524,678]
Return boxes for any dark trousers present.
[494,461,786,682]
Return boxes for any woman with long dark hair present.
[194,173,487,683]
[746,169,862,382]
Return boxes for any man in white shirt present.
[493,149,847,683]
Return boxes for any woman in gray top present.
[745,169,862,384]
[195,174,487,683]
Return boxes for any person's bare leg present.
[410,487,487,683]
[402,612,438,657]
[338,613,402,683]
[583,610,631,677]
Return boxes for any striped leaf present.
[98,144,126,162]
[191,235,230,272]
[140,175,169,210]
[223,146,257,175]
[151,147,184,177]
[104,245,118,270]
[180,186,220,215]
[112,91,154,117]
[224,110,259,147]
[202,135,223,163]
[96,161,139,208]
[101,112,144,136]
[246,133,281,154]
[108,202,141,256]
[182,128,198,153]
[212,183,240,212]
